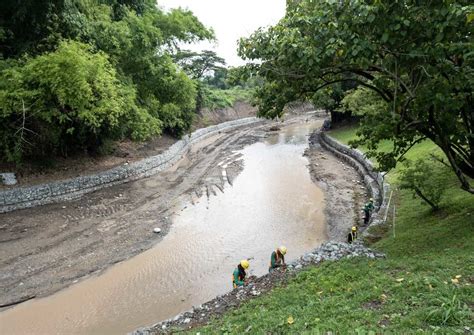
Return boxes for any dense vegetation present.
[191,127,474,334]
[239,0,474,194]
[0,0,214,164]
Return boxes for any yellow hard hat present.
[369,198,374,202]
[279,246,287,255]
[352,226,357,231]
[240,260,250,269]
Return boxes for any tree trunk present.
[414,187,439,211]
[441,144,474,194]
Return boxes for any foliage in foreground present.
[190,130,474,334]
[0,0,212,163]
[238,0,474,193]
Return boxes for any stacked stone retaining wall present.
[0,117,263,213]
[318,132,391,232]
[133,129,392,334]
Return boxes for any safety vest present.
[269,250,281,268]
[232,268,245,288]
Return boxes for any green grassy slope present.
[191,126,474,334]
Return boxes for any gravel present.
[131,242,384,335]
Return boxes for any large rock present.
[1,173,17,186]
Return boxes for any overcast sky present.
[158,0,286,66]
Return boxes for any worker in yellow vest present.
[232,260,250,288]
[269,246,287,272]
[347,226,358,244]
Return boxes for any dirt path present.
[0,115,366,313]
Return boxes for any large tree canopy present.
[0,0,213,163]
[239,0,474,193]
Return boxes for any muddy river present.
[0,121,327,334]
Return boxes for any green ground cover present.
[202,87,254,110]
[189,126,474,334]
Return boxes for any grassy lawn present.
[189,126,474,334]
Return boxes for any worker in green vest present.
[232,260,250,288]
[269,246,287,272]
[363,198,375,225]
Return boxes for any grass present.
[188,125,474,334]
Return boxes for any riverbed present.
[0,121,328,334]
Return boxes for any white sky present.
[157,0,286,66]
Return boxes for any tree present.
[0,0,213,162]
[0,0,214,163]
[174,50,227,111]
[0,41,156,161]
[338,87,389,118]
[239,0,474,194]
[204,68,229,89]
[399,158,450,211]
[174,50,226,80]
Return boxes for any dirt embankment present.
[192,100,257,130]
[305,132,369,240]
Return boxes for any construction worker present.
[347,226,358,244]
[363,198,375,225]
[269,246,287,272]
[232,260,249,288]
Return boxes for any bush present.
[426,294,471,326]
[399,158,451,211]
[0,40,161,163]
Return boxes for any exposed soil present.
[306,132,369,240]
[0,120,265,308]
[0,112,366,326]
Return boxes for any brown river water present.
[0,121,327,334]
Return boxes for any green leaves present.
[467,13,474,23]
[239,0,474,193]
[0,40,146,161]
[0,0,215,164]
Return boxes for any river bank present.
[131,126,373,334]
[174,127,473,334]
[0,102,258,190]
[134,242,385,334]
[0,118,267,308]
[0,114,367,334]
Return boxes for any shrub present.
[399,158,451,211]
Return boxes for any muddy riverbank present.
[135,242,385,334]
[131,126,371,334]
[0,121,268,308]
[0,114,366,334]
